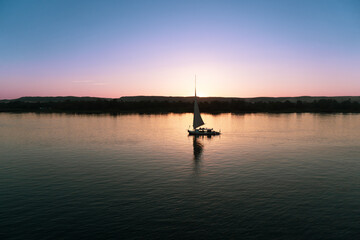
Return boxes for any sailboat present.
[188,77,221,136]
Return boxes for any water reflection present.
[2,113,360,239]
[191,135,219,175]
[192,136,204,175]
[193,136,204,161]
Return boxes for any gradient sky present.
[1,0,359,99]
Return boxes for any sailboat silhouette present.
[188,76,220,136]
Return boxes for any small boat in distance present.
[188,77,221,136]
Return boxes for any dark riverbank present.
[1,96,360,114]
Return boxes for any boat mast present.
[193,75,205,129]
[195,74,197,98]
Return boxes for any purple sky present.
[1,0,359,99]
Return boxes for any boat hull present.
[188,129,220,135]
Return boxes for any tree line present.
[1,99,360,113]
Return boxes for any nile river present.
[1,113,360,239]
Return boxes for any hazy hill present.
[2,95,360,103]
[0,96,108,103]
[120,96,360,103]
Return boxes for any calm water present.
[1,113,360,239]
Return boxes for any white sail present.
[193,98,205,129]
[193,76,204,129]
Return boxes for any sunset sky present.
[1,0,359,99]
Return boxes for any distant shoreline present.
[2,95,360,103]
[1,96,360,114]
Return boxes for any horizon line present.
[2,95,360,101]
